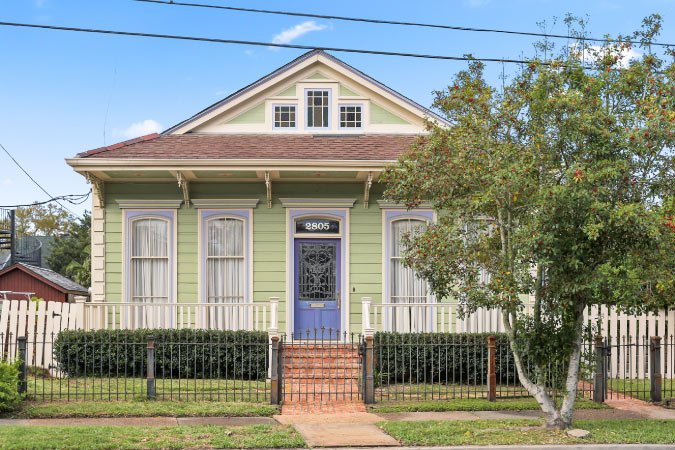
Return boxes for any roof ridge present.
[77,133,161,158]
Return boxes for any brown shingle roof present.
[77,134,417,161]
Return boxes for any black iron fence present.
[598,334,674,403]
[3,329,672,406]
[3,330,272,402]
[370,332,596,402]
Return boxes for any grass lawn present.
[379,419,675,446]
[607,378,675,401]
[26,377,269,402]
[7,401,279,419]
[370,397,609,413]
[0,424,304,450]
[374,382,530,401]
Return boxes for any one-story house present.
[66,49,448,336]
[0,262,89,303]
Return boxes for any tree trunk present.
[501,308,585,429]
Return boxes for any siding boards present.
[101,181,386,333]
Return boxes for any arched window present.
[390,218,429,303]
[206,217,245,303]
[130,217,169,303]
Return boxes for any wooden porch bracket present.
[85,172,105,208]
[265,171,272,208]
[363,172,373,209]
[176,172,190,208]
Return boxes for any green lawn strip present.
[370,397,608,412]
[8,401,279,419]
[25,377,269,401]
[606,379,675,401]
[574,419,675,444]
[378,419,675,446]
[0,424,304,450]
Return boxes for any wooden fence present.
[0,298,279,370]
[363,298,675,378]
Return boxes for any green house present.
[67,50,451,337]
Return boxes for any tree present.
[46,211,91,288]
[15,203,72,237]
[382,15,675,429]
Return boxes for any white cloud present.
[118,119,162,139]
[272,21,327,46]
[570,43,641,69]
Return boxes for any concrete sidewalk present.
[1,404,672,427]
[315,446,675,450]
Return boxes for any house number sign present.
[296,219,340,234]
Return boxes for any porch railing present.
[83,299,279,332]
[364,298,535,334]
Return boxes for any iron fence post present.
[487,335,496,401]
[650,336,662,403]
[364,335,375,404]
[593,336,606,403]
[270,336,281,405]
[146,335,156,399]
[17,336,27,395]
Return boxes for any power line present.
[0,192,91,209]
[0,21,594,67]
[0,141,81,217]
[135,0,675,48]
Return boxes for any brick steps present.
[281,343,365,414]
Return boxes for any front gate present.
[280,329,363,403]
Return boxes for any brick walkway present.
[280,343,365,415]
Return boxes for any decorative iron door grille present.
[297,242,337,302]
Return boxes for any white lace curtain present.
[391,219,428,303]
[131,218,169,303]
[207,218,244,303]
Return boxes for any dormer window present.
[274,105,296,128]
[339,105,362,129]
[306,89,330,128]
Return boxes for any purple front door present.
[294,238,341,338]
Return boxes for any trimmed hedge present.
[53,329,269,380]
[373,332,524,385]
[0,360,22,413]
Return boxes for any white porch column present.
[362,297,374,337]
[268,296,279,337]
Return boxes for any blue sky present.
[1,0,674,217]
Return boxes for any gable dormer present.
[166,50,446,135]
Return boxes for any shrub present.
[53,329,269,380]
[0,360,22,413]
[373,332,525,385]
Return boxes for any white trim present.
[304,88,332,130]
[117,199,183,209]
[122,210,178,305]
[191,199,260,208]
[338,103,364,130]
[163,51,448,135]
[272,103,298,130]
[381,209,435,306]
[286,207,350,339]
[280,198,356,208]
[377,200,433,209]
[68,158,399,171]
[197,210,254,305]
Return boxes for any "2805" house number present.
[295,219,340,234]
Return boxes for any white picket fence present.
[362,298,675,378]
[0,299,85,369]
[0,299,279,370]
